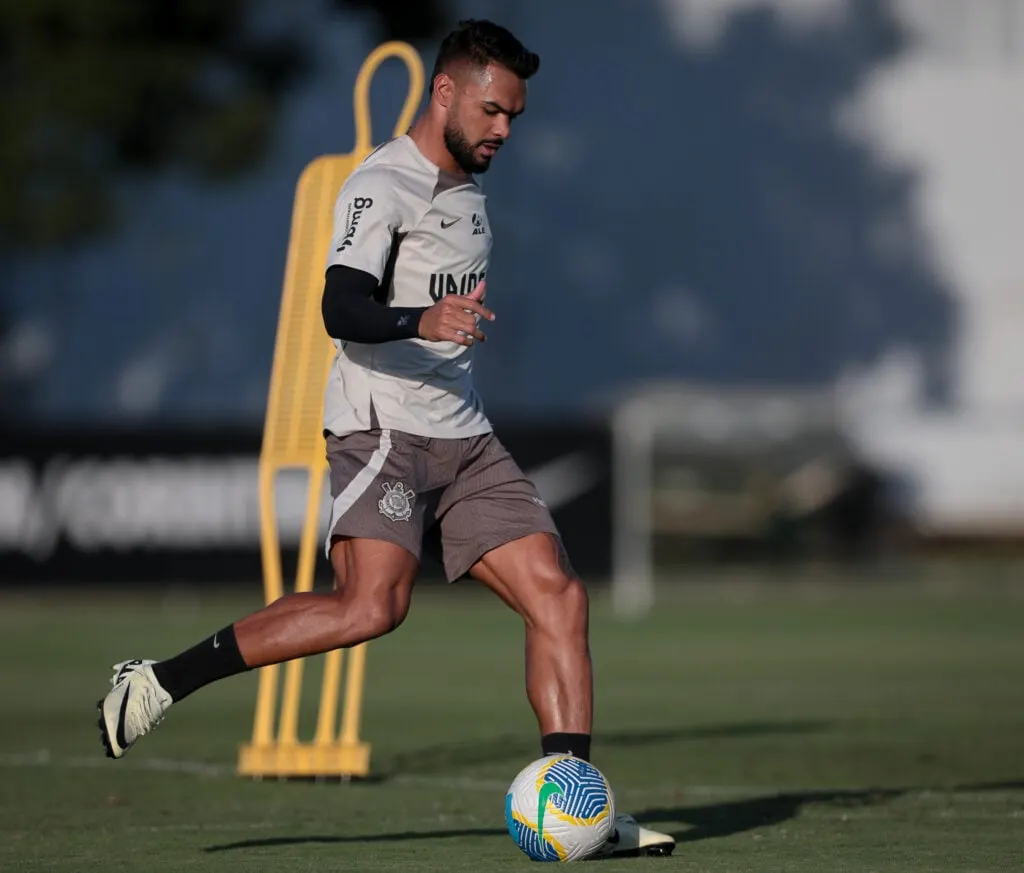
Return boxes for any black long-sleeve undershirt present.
[321,264,426,343]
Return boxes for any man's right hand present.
[418,280,495,347]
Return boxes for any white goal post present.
[609,382,844,617]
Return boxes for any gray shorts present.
[323,428,560,581]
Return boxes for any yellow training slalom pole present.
[238,41,424,779]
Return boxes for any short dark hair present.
[431,19,540,87]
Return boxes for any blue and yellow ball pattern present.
[505,755,615,862]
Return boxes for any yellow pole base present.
[237,740,372,780]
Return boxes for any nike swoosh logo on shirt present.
[440,217,462,229]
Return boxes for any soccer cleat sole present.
[96,700,119,759]
[611,843,676,859]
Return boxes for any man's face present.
[443,63,527,174]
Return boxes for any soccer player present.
[96,19,674,859]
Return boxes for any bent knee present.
[330,572,412,639]
[329,585,409,639]
[328,538,415,638]
[356,595,407,638]
[526,568,589,632]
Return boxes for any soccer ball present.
[504,754,615,862]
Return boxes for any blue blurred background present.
[2,0,1023,595]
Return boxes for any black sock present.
[150,625,250,702]
[542,732,591,762]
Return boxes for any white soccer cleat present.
[597,813,676,858]
[96,659,172,759]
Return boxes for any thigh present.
[324,428,439,565]
[467,531,578,618]
[436,434,561,582]
[328,535,419,588]
[329,535,419,621]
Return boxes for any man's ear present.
[434,72,455,109]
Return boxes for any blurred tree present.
[0,0,448,255]
[0,0,447,418]
[0,1,308,253]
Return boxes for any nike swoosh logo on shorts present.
[441,217,462,229]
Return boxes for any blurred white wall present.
[841,0,1024,532]
[665,0,1024,532]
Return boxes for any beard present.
[444,119,496,175]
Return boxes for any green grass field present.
[1,574,1023,871]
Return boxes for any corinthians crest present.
[378,481,415,522]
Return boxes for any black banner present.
[0,423,612,586]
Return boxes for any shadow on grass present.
[634,779,1024,843]
[204,778,1024,852]
[379,719,830,775]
